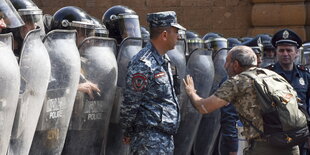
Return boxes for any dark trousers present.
[244,141,299,155]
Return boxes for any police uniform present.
[267,63,310,111]
[268,28,310,113]
[120,11,185,154]
[267,28,309,155]
[214,67,300,155]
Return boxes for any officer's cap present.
[271,29,302,48]
[147,11,186,31]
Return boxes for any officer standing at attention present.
[267,29,310,155]
[120,11,186,154]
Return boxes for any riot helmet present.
[202,32,222,41]
[202,32,226,51]
[240,37,252,43]
[227,37,241,48]
[300,42,310,67]
[10,0,45,37]
[241,36,263,54]
[258,34,275,58]
[102,5,141,44]
[204,36,227,53]
[91,16,109,37]
[185,30,203,55]
[140,26,149,47]
[42,14,52,33]
[0,0,24,30]
[241,36,263,66]
[52,6,95,46]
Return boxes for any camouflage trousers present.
[130,129,174,155]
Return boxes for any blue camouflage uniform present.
[120,42,180,154]
[120,11,185,155]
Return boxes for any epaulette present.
[140,50,152,62]
[265,64,275,70]
[297,64,310,73]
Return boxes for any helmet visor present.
[19,9,45,35]
[0,0,24,28]
[118,14,141,38]
[187,38,204,55]
[205,38,227,51]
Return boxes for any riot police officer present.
[258,34,276,67]
[50,6,101,98]
[301,42,310,68]
[102,5,141,44]
[227,37,241,49]
[0,1,22,154]
[193,33,228,155]
[4,0,43,57]
[91,16,109,37]
[0,0,25,33]
[185,30,204,57]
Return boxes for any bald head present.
[229,46,257,67]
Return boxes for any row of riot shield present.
[106,37,143,155]
[28,29,81,155]
[173,41,215,155]
[8,28,51,155]
[62,37,118,155]
[192,48,228,155]
[173,39,228,155]
[0,30,225,155]
[0,34,20,155]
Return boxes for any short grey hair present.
[229,46,257,67]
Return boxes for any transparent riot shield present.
[211,48,228,93]
[0,42,20,155]
[29,29,80,155]
[62,37,118,155]
[106,37,142,155]
[0,33,13,49]
[174,48,214,155]
[7,28,51,155]
[193,48,228,155]
[167,39,187,81]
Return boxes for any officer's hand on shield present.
[122,136,130,144]
[78,81,101,100]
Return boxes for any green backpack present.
[240,67,309,147]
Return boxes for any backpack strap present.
[238,114,265,137]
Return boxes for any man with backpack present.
[266,29,310,155]
[184,45,308,155]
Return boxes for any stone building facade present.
[33,0,310,41]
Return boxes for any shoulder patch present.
[132,73,148,91]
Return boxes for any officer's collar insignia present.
[299,77,305,86]
[283,30,289,39]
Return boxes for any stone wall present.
[33,0,252,38]
[249,0,307,40]
[32,0,310,40]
